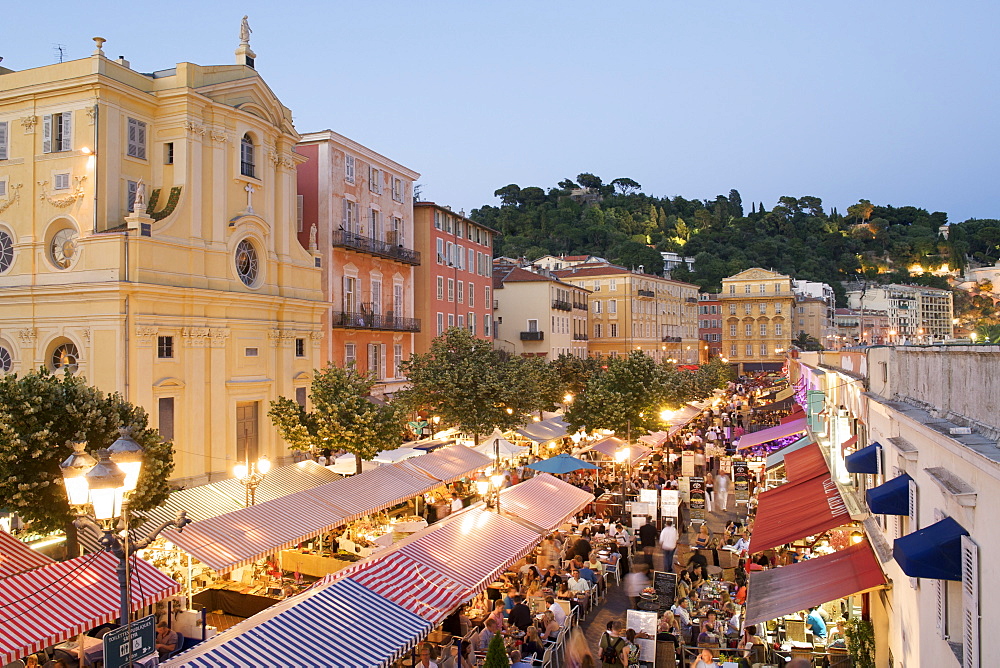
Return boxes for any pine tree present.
[483,631,508,668]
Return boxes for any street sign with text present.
[104,614,155,668]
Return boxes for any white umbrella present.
[328,453,379,475]
[474,429,528,459]
[373,447,422,463]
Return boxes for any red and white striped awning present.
[0,530,53,578]
[166,494,346,573]
[0,552,181,664]
[639,431,669,447]
[348,551,467,622]
[303,462,440,523]
[498,473,595,532]
[402,445,492,484]
[397,510,540,593]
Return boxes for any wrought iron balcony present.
[520,331,544,341]
[573,301,588,311]
[552,299,572,311]
[573,333,589,341]
[332,310,421,332]
[637,289,655,297]
[331,230,421,266]
[662,335,682,343]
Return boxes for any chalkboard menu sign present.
[689,476,706,522]
[681,451,696,477]
[733,459,750,502]
[651,570,677,612]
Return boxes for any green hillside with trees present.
[470,174,1000,318]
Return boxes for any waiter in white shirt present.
[659,518,678,573]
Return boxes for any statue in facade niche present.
[309,224,318,251]
[133,178,146,214]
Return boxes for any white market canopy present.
[473,429,528,458]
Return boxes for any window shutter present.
[380,344,386,380]
[937,578,947,638]
[136,120,146,159]
[127,118,138,157]
[962,536,979,668]
[368,344,376,376]
[61,111,72,151]
[297,195,304,232]
[127,180,138,213]
[42,114,52,153]
[0,121,7,161]
[907,479,918,529]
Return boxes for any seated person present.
[541,566,563,590]
[520,626,544,659]
[509,649,533,668]
[546,595,567,626]
[538,610,560,641]
[697,621,722,646]
[415,643,438,668]
[478,618,499,651]
[566,568,592,593]
[155,622,181,659]
[656,611,680,643]
[806,607,827,640]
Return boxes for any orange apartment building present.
[296,130,420,394]
[412,202,496,353]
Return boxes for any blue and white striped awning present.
[169,578,432,668]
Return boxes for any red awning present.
[0,530,53,578]
[401,445,492,484]
[586,437,628,457]
[780,409,805,425]
[840,435,858,453]
[749,473,850,553]
[782,443,828,483]
[737,418,809,450]
[744,540,886,626]
[0,552,181,664]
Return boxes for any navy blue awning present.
[845,442,882,474]
[893,516,969,581]
[866,474,911,515]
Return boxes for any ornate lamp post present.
[234,455,271,507]
[475,437,505,512]
[615,445,630,521]
[60,428,190,666]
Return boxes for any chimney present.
[116,56,130,69]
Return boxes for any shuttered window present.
[127,117,147,159]
[936,578,947,639]
[962,536,979,668]
[345,155,355,183]
[297,195,304,232]
[0,121,8,160]
[393,344,403,378]
[371,280,382,315]
[43,112,73,153]
[295,387,307,407]
[158,397,175,442]
[343,200,357,234]
[127,180,138,213]
[907,479,918,529]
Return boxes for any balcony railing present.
[637,289,655,297]
[332,310,421,332]
[573,301,588,311]
[573,333,589,341]
[685,297,698,303]
[520,331,544,341]
[552,299,572,311]
[331,230,421,266]
[662,335,682,343]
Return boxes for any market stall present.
[513,415,570,453]
[0,529,53,577]
[0,552,181,664]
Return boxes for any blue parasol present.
[527,453,599,474]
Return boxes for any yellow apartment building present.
[0,35,325,485]
[552,264,699,362]
[719,268,794,372]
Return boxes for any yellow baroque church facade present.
[0,37,325,485]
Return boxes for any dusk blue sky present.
[4,2,998,223]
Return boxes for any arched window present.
[51,342,79,374]
[240,133,255,178]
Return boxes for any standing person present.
[623,563,650,610]
[704,472,714,513]
[599,621,626,668]
[565,627,595,668]
[450,491,464,514]
[415,644,438,668]
[714,471,730,513]
[623,629,641,668]
[659,518,678,573]
[638,515,658,561]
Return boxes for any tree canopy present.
[0,369,173,541]
[269,364,404,474]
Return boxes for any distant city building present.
[697,293,723,362]
[412,203,496,354]
[492,261,589,360]
[661,252,695,272]
[720,268,794,372]
[533,254,608,272]
[833,308,891,347]
[296,130,419,395]
[846,284,954,342]
[551,264,699,363]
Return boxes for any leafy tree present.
[576,173,604,190]
[494,184,521,207]
[565,351,670,437]
[399,328,527,443]
[0,369,173,549]
[793,332,824,351]
[269,364,403,474]
[611,177,641,196]
[550,353,603,398]
[505,356,564,418]
[610,240,665,274]
[728,189,744,218]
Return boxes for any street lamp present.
[60,428,190,660]
[476,436,505,512]
[234,455,271,507]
